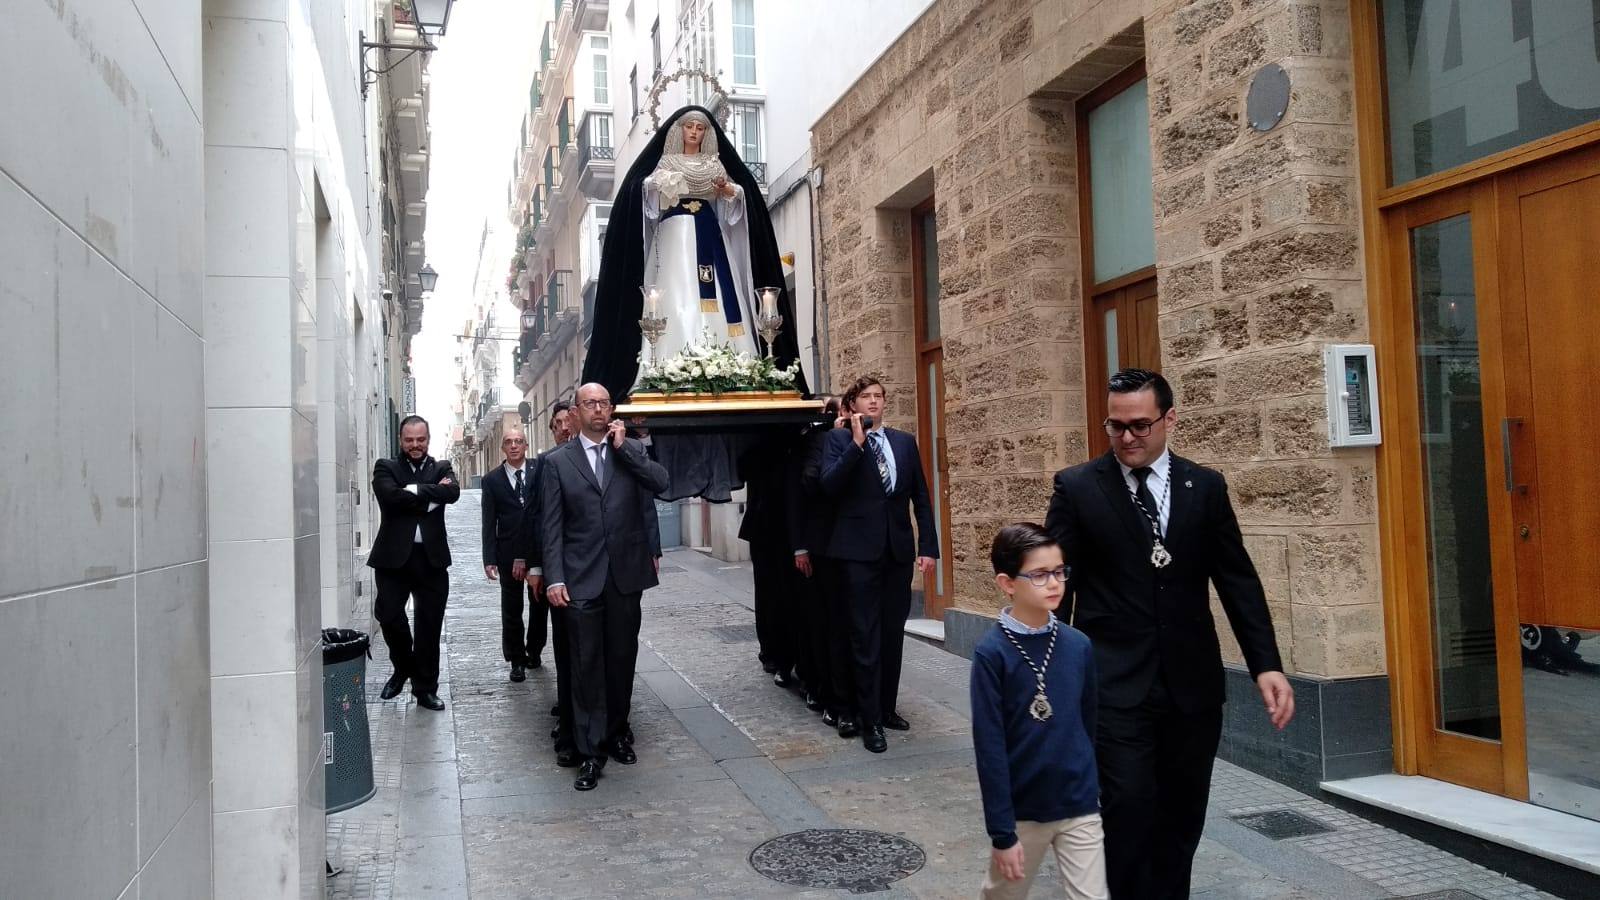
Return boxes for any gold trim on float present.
[617,392,815,415]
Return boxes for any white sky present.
[414,0,541,444]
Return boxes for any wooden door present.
[1496,145,1600,631]
[1086,277,1160,457]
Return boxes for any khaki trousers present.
[979,813,1108,900]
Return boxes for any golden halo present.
[646,67,733,132]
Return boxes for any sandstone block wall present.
[813,0,1385,679]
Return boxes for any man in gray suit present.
[542,383,671,791]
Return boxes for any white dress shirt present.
[503,460,531,503]
[1118,448,1172,537]
[579,433,608,482]
[403,460,442,542]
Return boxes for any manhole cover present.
[1229,808,1333,839]
[710,624,758,643]
[749,828,925,893]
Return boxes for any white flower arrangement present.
[638,332,800,395]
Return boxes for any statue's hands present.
[713,176,736,199]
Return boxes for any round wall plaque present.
[1247,63,1291,132]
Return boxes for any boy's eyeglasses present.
[1104,419,1158,437]
[1016,567,1069,586]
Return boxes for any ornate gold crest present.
[684,200,704,214]
[698,265,714,283]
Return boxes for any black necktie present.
[1132,466,1161,539]
[514,468,525,505]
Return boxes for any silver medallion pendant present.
[1029,690,1054,722]
[1150,540,1173,569]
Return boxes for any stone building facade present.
[814,0,1600,861]
[813,0,1383,791]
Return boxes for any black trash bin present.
[322,628,376,813]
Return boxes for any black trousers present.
[750,542,797,671]
[495,552,548,664]
[373,545,449,696]
[565,576,642,760]
[550,599,575,753]
[818,558,857,717]
[1096,678,1223,900]
[838,557,913,727]
[795,556,835,703]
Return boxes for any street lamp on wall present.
[359,0,456,96]
[520,309,538,332]
[418,264,439,293]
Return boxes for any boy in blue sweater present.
[971,523,1106,899]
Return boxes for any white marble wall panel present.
[134,295,207,570]
[212,672,299,812]
[204,275,296,408]
[0,176,138,597]
[294,533,323,664]
[204,144,295,279]
[206,407,295,542]
[201,15,291,151]
[208,538,297,676]
[0,580,137,900]
[137,786,213,900]
[135,561,211,864]
[213,805,298,900]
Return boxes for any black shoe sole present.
[509,671,526,683]
[574,777,599,791]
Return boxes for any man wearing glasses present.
[540,384,670,790]
[1043,368,1293,900]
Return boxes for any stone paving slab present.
[326,493,1560,899]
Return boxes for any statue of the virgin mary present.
[582,105,808,401]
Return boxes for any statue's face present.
[681,118,707,152]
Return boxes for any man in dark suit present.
[792,398,847,722]
[1044,368,1294,899]
[481,429,545,683]
[541,383,670,791]
[367,415,461,711]
[819,376,938,753]
[740,432,800,685]
[524,401,582,767]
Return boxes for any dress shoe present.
[509,663,526,683]
[804,692,825,712]
[414,692,445,711]
[605,739,637,765]
[821,709,840,728]
[528,656,543,669]
[773,669,797,689]
[883,713,910,731]
[621,726,635,746]
[555,748,581,768]
[379,672,407,701]
[760,660,779,674]
[550,704,560,717]
[574,759,604,791]
[836,717,861,739]
[862,725,888,753]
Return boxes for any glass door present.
[1387,183,1526,796]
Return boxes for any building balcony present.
[553,0,573,34]
[574,0,608,31]
[577,111,614,200]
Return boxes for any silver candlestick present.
[756,287,784,359]
[639,285,668,366]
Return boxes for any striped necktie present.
[868,433,892,493]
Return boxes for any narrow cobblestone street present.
[325,495,1555,899]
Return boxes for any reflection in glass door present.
[1410,213,1501,741]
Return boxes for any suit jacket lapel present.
[1094,452,1151,547]
[569,441,602,494]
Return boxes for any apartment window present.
[731,103,763,163]
[732,0,756,85]
[591,36,610,105]
[651,18,661,77]
[629,66,638,121]
[594,113,613,148]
